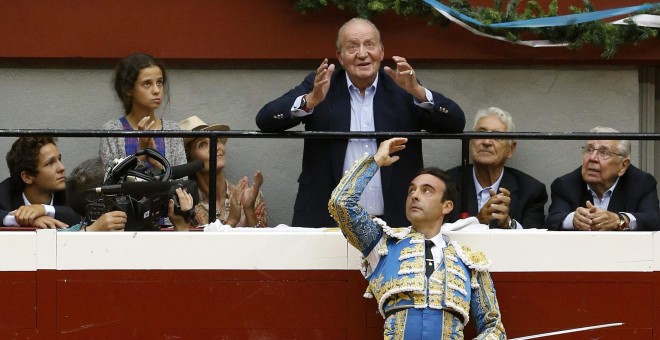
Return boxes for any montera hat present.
[179,116,230,146]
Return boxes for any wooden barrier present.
[0,229,658,339]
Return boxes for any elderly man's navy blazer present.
[545,165,660,231]
[447,165,547,228]
[256,68,465,228]
[0,178,81,227]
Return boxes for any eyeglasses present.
[473,129,509,142]
[344,41,379,54]
[581,146,624,160]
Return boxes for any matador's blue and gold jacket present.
[329,154,506,339]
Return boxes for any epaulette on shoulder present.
[373,217,411,240]
[449,241,491,272]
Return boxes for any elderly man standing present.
[448,107,547,229]
[329,137,506,338]
[257,18,465,228]
[545,126,660,231]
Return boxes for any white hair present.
[589,126,631,157]
[473,107,515,132]
[336,18,382,51]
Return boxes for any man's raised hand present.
[374,138,407,167]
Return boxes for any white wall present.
[3,228,658,272]
[0,66,640,226]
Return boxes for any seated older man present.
[546,126,660,231]
[448,107,547,229]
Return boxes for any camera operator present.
[64,158,195,231]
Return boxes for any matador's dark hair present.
[415,167,458,204]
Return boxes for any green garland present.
[294,0,659,58]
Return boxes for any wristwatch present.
[617,213,630,231]
[508,219,517,229]
[299,94,309,112]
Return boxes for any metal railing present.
[1,129,657,223]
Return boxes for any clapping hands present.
[573,201,619,231]
[477,188,512,228]
[137,116,163,169]
[226,171,265,227]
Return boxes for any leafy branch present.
[294,0,660,58]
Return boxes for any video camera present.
[86,148,202,231]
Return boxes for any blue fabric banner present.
[422,0,659,28]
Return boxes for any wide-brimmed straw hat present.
[179,116,230,146]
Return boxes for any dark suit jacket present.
[447,165,547,228]
[0,178,81,227]
[256,68,465,227]
[545,165,660,231]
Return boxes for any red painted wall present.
[1,269,659,338]
[0,0,657,64]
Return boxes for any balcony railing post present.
[460,137,470,219]
[209,136,217,222]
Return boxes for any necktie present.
[425,240,435,277]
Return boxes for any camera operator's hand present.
[241,171,264,227]
[33,216,68,229]
[168,187,195,231]
[87,211,127,231]
[226,178,247,227]
[11,204,47,226]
